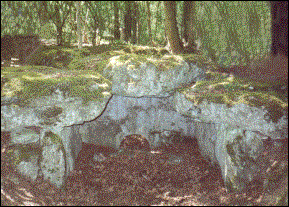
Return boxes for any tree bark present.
[182,1,189,43]
[124,1,132,42]
[135,2,140,44]
[82,8,89,44]
[56,25,63,46]
[113,1,121,40]
[164,1,184,54]
[76,1,83,49]
[183,1,197,53]
[146,1,152,45]
[270,1,288,57]
[131,1,138,44]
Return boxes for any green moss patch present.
[69,44,210,73]
[1,66,111,106]
[68,52,114,74]
[6,144,42,167]
[181,71,288,122]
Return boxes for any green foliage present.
[1,1,272,68]
[194,1,271,67]
[1,1,41,35]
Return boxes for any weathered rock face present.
[72,95,193,149]
[1,66,112,187]
[174,72,288,139]
[103,54,206,97]
[1,67,112,130]
[173,71,288,191]
[1,51,287,192]
[191,122,266,191]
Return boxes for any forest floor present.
[1,131,287,206]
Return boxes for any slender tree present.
[146,1,152,45]
[113,1,120,40]
[135,1,140,44]
[131,1,138,44]
[76,1,82,48]
[124,1,132,42]
[82,8,90,44]
[270,1,288,57]
[164,1,184,54]
[182,1,197,53]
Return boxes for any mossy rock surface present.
[179,71,288,122]
[1,65,111,106]
[26,45,91,68]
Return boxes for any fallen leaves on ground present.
[1,133,287,206]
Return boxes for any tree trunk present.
[56,25,63,46]
[153,1,162,42]
[38,3,49,27]
[124,1,132,42]
[182,1,189,43]
[54,3,63,46]
[146,1,152,45]
[164,1,184,54]
[113,1,121,40]
[82,8,89,44]
[135,2,140,44]
[131,1,138,44]
[270,1,288,57]
[92,25,97,47]
[76,1,83,49]
[183,1,197,53]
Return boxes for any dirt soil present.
[1,132,288,206]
